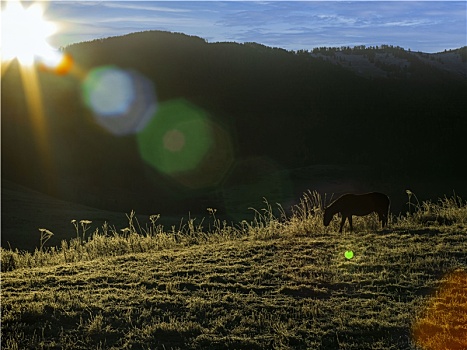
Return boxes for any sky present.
[40,1,467,53]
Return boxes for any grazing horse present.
[323,192,390,233]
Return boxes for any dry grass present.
[1,191,466,349]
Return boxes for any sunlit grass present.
[1,191,466,271]
[1,191,466,349]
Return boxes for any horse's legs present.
[339,216,352,233]
[339,216,346,233]
[379,212,388,228]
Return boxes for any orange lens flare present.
[39,53,73,76]
[412,269,467,350]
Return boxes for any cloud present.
[101,3,192,13]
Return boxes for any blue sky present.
[43,1,466,53]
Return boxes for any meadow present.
[1,191,466,350]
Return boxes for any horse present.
[323,192,390,233]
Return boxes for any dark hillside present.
[59,32,466,172]
[2,31,466,237]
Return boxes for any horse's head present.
[323,207,333,227]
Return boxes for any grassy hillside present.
[2,193,466,349]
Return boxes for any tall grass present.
[2,191,466,272]
[396,190,467,228]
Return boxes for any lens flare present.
[39,52,73,75]
[163,129,186,152]
[137,100,211,174]
[82,66,157,135]
[412,269,467,350]
[344,251,354,259]
[174,121,234,189]
[84,66,134,116]
[137,99,234,189]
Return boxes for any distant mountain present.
[308,45,466,81]
[2,31,466,220]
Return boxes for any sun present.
[1,0,58,66]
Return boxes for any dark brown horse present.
[323,192,390,233]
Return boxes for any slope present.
[2,219,466,349]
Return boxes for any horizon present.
[32,1,467,54]
[67,28,467,54]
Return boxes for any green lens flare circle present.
[345,251,354,259]
[136,99,212,175]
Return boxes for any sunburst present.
[1,0,59,66]
[1,0,64,188]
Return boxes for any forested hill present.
[66,31,467,171]
[2,30,466,216]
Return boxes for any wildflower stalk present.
[80,220,92,242]
[71,220,79,240]
[38,228,54,251]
